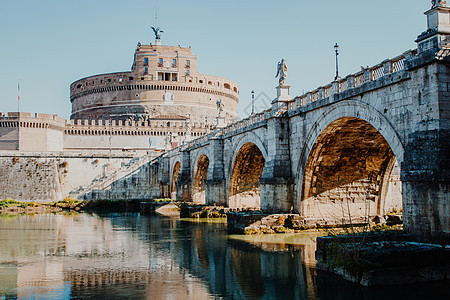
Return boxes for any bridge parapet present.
[288,50,417,110]
[287,50,417,110]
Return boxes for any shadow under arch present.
[171,161,181,199]
[193,154,210,204]
[296,100,404,220]
[228,142,266,209]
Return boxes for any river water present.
[0,213,448,299]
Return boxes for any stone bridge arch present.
[227,133,268,209]
[295,100,404,222]
[192,148,211,204]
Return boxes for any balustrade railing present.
[287,49,417,111]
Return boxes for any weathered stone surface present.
[316,233,450,286]
[0,153,136,201]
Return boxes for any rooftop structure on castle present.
[70,30,239,125]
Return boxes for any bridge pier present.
[260,114,294,212]
[205,139,227,206]
[176,151,192,202]
[402,129,449,242]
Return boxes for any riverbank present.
[315,231,449,286]
[0,198,151,215]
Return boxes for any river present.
[0,213,448,299]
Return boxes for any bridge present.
[82,4,449,242]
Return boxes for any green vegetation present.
[0,199,20,207]
[152,198,176,203]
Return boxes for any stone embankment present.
[315,232,450,286]
[226,211,403,234]
[0,152,139,202]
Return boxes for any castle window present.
[199,80,203,83]
[144,68,148,74]
[224,83,231,89]
[208,81,212,85]
[172,73,178,81]
[158,58,163,66]
[108,79,111,83]
[186,60,190,67]
[172,59,177,66]
[217,82,220,87]
[186,70,190,76]
[129,77,133,81]
[144,57,149,65]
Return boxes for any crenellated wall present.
[0,113,213,153]
[0,112,66,152]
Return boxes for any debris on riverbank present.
[179,205,228,218]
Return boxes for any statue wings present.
[275,62,281,78]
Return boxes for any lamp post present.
[334,43,339,81]
[251,90,255,115]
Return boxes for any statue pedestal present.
[216,116,226,128]
[272,85,291,111]
[184,133,192,143]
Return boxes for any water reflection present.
[0,214,448,299]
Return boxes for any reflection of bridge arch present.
[228,142,266,208]
[296,100,404,220]
[171,161,181,199]
[193,154,210,204]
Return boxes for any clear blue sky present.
[0,0,429,119]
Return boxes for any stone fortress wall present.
[70,44,239,124]
[0,112,213,152]
[64,117,212,152]
[0,112,65,152]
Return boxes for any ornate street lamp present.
[251,90,255,115]
[334,43,340,81]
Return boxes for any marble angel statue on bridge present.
[216,99,224,117]
[275,58,288,86]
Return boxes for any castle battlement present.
[65,118,212,139]
[67,118,210,129]
[0,112,66,130]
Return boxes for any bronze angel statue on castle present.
[432,0,447,8]
[151,26,163,40]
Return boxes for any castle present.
[0,32,239,153]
